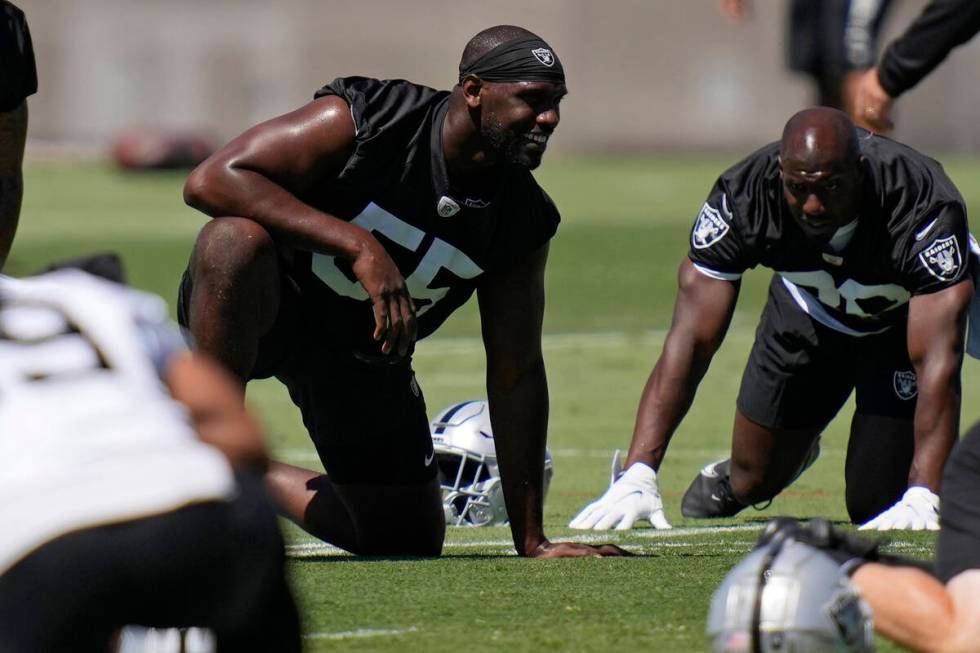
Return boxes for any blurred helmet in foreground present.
[707,531,875,653]
[430,400,553,526]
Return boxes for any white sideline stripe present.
[286,525,763,557]
[414,330,665,356]
[274,446,736,462]
[304,627,418,641]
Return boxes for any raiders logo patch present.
[692,203,729,249]
[893,370,917,401]
[919,235,962,281]
[531,48,555,66]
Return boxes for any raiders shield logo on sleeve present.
[919,235,962,281]
[692,203,729,249]
[893,370,917,401]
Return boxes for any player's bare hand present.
[351,238,417,356]
[525,540,633,559]
[851,68,895,134]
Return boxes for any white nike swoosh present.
[915,218,939,241]
[710,494,722,502]
[424,451,435,467]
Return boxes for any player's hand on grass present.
[526,540,632,558]
[569,450,672,531]
[859,486,940,531]
[351,237,417,357]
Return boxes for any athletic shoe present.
[680,459,745,518]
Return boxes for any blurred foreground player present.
[739,424,980,653]
[572,107,973,531]
[179,25,625,558]
[0,0,37,270]
[0,268,301,652]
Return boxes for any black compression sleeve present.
[877,0,980,97]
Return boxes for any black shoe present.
[680,459,746,518]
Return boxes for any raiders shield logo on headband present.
[531,48,555,66]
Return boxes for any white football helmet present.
[430,400,554,527]
[707,534,875,653]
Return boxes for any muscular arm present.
[183,96,415,355]
[165,351,268,472]
[0,102,28,270]
[906,279,972,491]
[478,243,626,557]
[625,258,740,471]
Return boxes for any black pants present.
[937,423,980,583]
[0,476,301,653]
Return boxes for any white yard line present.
[285,524,764,558]
[304,627,418,641]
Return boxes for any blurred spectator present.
[852,0,980,133]
[721,0,894,111]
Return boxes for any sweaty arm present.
[183,96,415,355]
[166,350,268,472]
[905,279,972,492]
[478,243,627,558]
[0,102,27,270]
[624,257,740,471]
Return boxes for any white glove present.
[858,486,940,531]
[569,450,672,530]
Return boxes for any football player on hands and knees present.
[0,265,300,653]
[179,25,626,558]
[571,107,973,532]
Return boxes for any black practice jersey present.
[688,131,971,335]
[295,77,559,353]
[0,1,36,112]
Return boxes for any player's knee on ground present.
[336,480,446,557]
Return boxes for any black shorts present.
[936,424,980,583]
[0,476,300,653]
[737,276,916,430]
[178,268,436,486]
[787,0,894,78]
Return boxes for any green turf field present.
[12,154,980,652]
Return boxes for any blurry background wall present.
[18,0,980,154]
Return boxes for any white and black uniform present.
[688,131,971,429]
[178,77,560,485]
[0,271,299,653]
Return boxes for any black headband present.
[458,37,565,84]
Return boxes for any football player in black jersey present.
[0,0,37,270]
[571,107,974,532]
[852,0,980,133]
[178,25,627,559]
